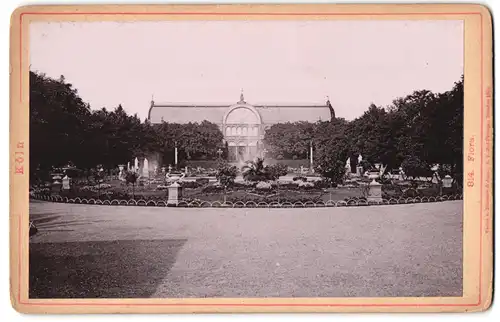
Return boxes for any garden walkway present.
[29,200,463,298]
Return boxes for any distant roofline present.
[151,103,328,108]
[148,101,331,120]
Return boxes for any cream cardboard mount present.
[9,3,493,314]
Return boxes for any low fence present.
[30,193,463,208]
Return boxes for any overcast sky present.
[30,20,463,121]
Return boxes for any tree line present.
[264,76,463,183]
[30,71,224,182]
[30,71,463,185]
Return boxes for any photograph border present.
[9,3,493,313]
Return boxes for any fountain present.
[142,158,149,178]
[134,157,139,172]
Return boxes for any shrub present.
[215,160,238,187]
[314,179,331,189]
[402,188,419,198]
[297,181,314,189]
[292,176,307,182]
[378,176,392,184]
[125,171,139,185]
[344,196,367,202]
[401,156,433,180]
[195,178,210,186]
[279,183,300,190]
[180,181,200,189]
[256,181,272,190]
[233,181,256,190]
[30,187,51,196]
[266,163,288,180]
[356,183,370,198]
[202,184,225,193]
[419,186,440,197]
[242,158,268,182]
[381,183,404,199]
[358,160,373,172]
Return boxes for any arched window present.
[225,127,231,136]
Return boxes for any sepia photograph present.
[9,3,493,314]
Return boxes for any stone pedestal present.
[442,175,453,188]
[356,166,363,176]
[51,173,63,192]
[167,182,183,206]
[367,180,382,203]
[62,175,70,190]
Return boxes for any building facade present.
[148,93,335,161]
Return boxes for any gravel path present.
[29,201,463,298]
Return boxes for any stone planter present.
[367,173,382,203]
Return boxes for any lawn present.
[44,177,363,203]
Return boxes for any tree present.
[385,79,463,183]
[30,71,93,179]
[263,122,315,159]
[30,70,463,189]
[125,171,139,199]
[427,77,463,182]
[346,104,400,170]
[153,121,224,165]
[314,120,350,186]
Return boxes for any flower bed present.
[30,176,463,208]
[30,192,463,208]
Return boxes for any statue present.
[118,164,126,181]
[379,164,387,177]
[238,89,246,104]
[345,157,351,174]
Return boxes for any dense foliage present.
[30,71,224,181]
[263,122,316,159]
[241,158,288,182]
[215,159,238,187]
[31,71,463,187]
[264,76,464,184]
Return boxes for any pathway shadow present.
[29,239,187,298]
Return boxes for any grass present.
[55,177,363,203]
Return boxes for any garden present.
[29,72,463,207]
[30,157,461,207]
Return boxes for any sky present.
[30,20,463,121]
